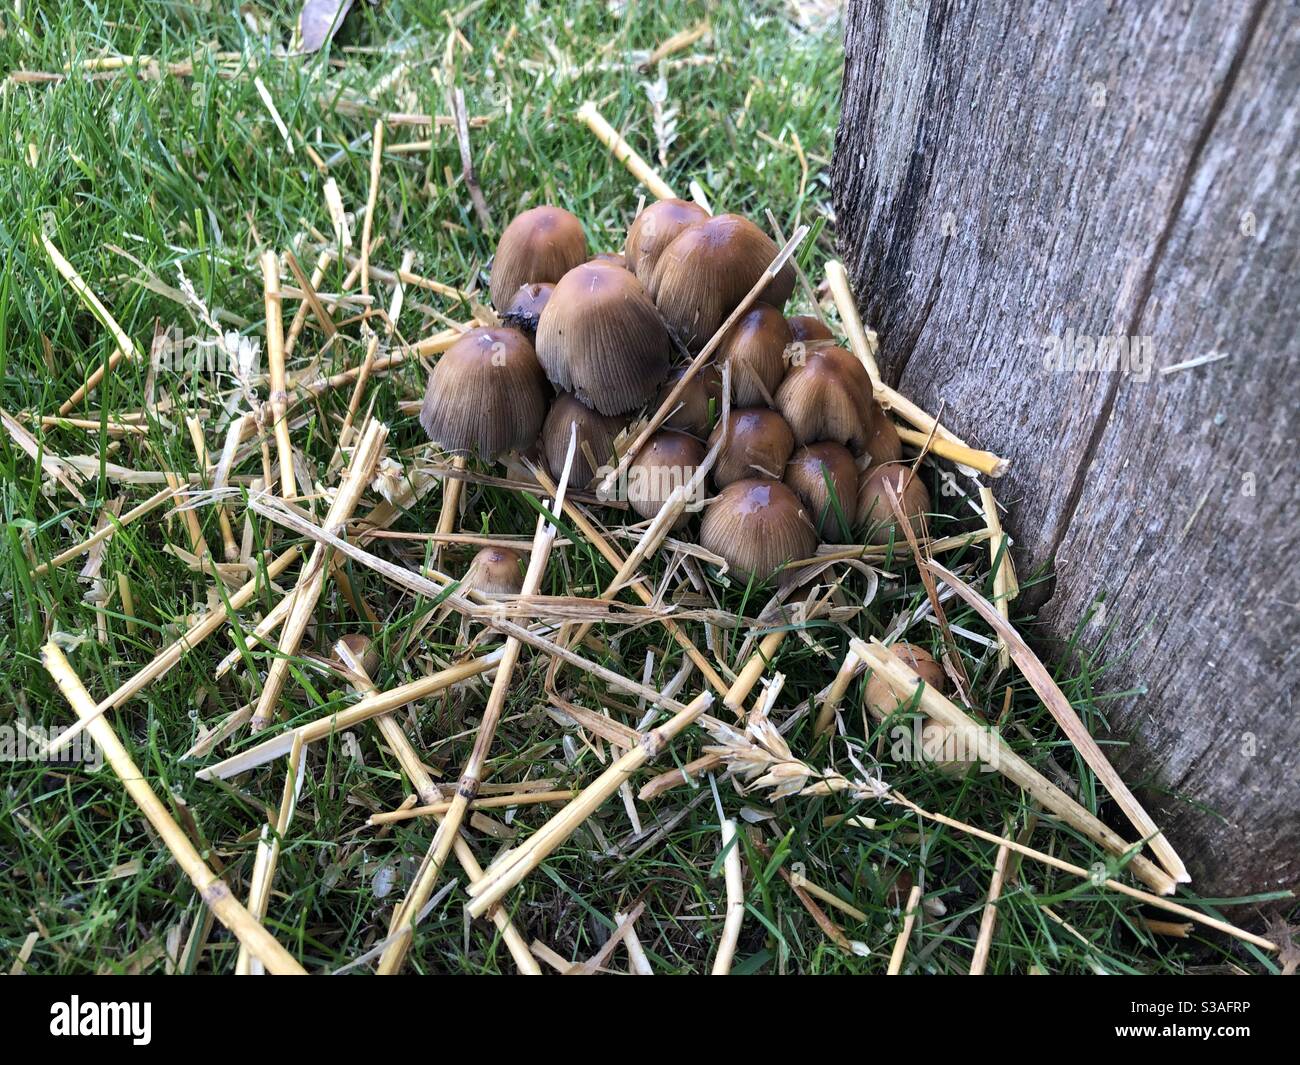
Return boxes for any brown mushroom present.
[775,344,876,452]
[419,327,547,460]
[707,407,795,487]
[863,643,966,777]
[655,365,722,437]
[500,282,554,338]
[787,315,834,342]
[699,478,818,583]
[857,461,931,544]
[624,198,710,283]
[717,304,791,406]
[541,391,629,488]
[648,214,797,351]
[464,546,525,597]
[333,633,381,678]
[627,430,705,527]
[489,206,588,309]
[535,263,671,415]
[783,442,858,540]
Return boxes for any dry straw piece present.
[42,644,306,975]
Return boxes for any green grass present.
[0,1,1285,974]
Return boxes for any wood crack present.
[1041,0,1270,586]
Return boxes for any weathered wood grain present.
[834,0,1299,896]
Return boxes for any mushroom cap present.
[419,327,548,460]
[857,461,931,544]
[863,642,965,775]
[465,546,525,596]
[699,478,818,583]
[787,315,834,343]
[717,304,791,407]
[655,365,722,437]
[863,401,903,466]
[627,430,705,526]
[334,633,380,677]
[500,282,554,337]
[589,251,627,270]
[648,214,797,351]
[783,442,858,540]
[624,198,710,283]
[863,642,946,721]
[535,263,671,415]
[707,407,795,488]
[489,206,588,309]
[541,391,629,488]
[775,344,876,452]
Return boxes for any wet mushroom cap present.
[541,391,629,488]
[655,365,722,438]
[627,430,705,526]
[775,344,876,452]
[623,198,710,284]
[489,206,588,309]
[648,213,798,351]
[465,546,525,596]
[419,327,547,460]
[707,407,795,488]
[500,282,554,337]
[783,442,858,540]
[717,304,791,407]
[857,461,931,544]
[699,478,818,583]
[787,315,834,343]
[535,262,671,415]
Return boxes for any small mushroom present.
[623,198,710,283]
[783,442,858,540]
[648,214,797,351]
[333,633,381,678]
[627,430,705,527]
[464,546,525,597]
[535,262,671,415]
[707,407,795,487]
[541,391,629,488]
[775,344,876,452]
[489,206,588,309]
[699,478,818,583]
[787,315,834,342]
[857,461,931,544]
[419,327,548,460]
[717,304,791,407]
[500,282,554,338]
[863,643,965,777]
[655,365,722,437]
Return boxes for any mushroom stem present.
[600,224,809,496]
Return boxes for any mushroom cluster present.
[419,202,933,587]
